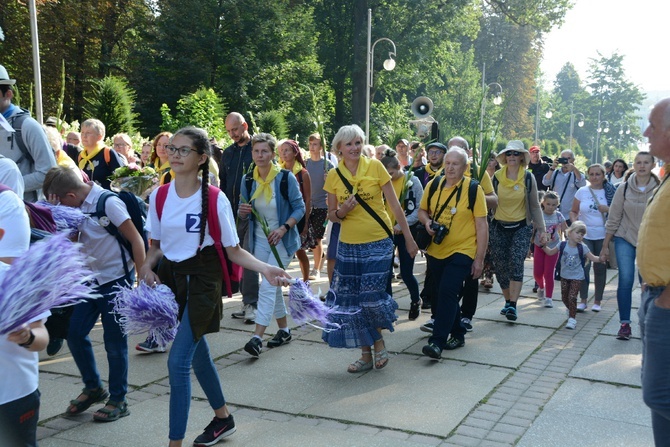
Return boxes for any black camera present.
[430,222,449,245]
[557,157,569,164]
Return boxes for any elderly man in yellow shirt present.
[637,97,670,446]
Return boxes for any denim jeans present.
[168,306,225,441]
[394,233,420,304]
[614,237,639,323]
[427,253,472,348]
[639,286,670,447]
[67,275,132,402]
[254,239,293,327]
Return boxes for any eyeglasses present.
[113,143,129,148]
[505,151,521,156]
[166,145,196,157]
[427,149,445,156]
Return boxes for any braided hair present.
[172,126,212,251]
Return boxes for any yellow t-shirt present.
[493,168,527,222]
[324,156,393,244]
[385,174,405,226]
[637,176,670,287]
[419,176,487,260]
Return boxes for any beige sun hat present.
[496,140,530,166]
[0,65,16,85]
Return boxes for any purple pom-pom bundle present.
[287,279,353,331]
[36,201,86,236]
[112,282,179,347]
[0,233,98,335]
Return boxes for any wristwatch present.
[283,223,291,232]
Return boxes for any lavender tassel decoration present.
[287,279,353,331]
[111,282,179,347]
[0,233,98,335]
[36,201,86,236]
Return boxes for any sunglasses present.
[505,151,522,156]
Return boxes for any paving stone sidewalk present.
[35,254,652,446]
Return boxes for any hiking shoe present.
[565,317,577,330]
[47,337,64,356]
[592,304,601,312]
[409,301,421,320]
[500,302,511,315]
[267,330,292,348]
[544,298,554,308]
[617,323,632,340]
[135,340,166,353]
[577,302,587,312]
[308,269,320,281]
[505,306,518,321]
[420,319,434,333]
[244,305,256,324]
[244,337,262,357]
[537,288,545,299]
[193,414,236,446]
[461,317,473,332]
[444,337,465,350]
[422,343,442,359]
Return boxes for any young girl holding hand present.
[533,191,567,307]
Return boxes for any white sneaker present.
[231,304,246,319]
[308,269,320,280]
[544,298,553,308]
[537,288,545,299]
[244,304,256,324]
[393,256,400,268]
[576,302,587,312]
[592,304,601,312]
[565,318,577,330]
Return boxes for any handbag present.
[414,224,433,250]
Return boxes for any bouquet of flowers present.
[109,164,158,198]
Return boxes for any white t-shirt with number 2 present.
[147,182,239,262]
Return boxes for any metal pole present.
[534,86,540,145]
[594,110,601,164]
[365,8,372,144]
[28,0,43,123]
[569,100,574,151]
[478,63,486,153]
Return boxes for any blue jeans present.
[168,306,225,441]
[614,237,639,323]
[394,233,420,304]
[639,286,670,447]
[67,275,131,402]
[427,253,471,348]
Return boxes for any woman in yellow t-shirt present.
[417,148,488,359]
[490,141,546,322]
[322,124,418,373]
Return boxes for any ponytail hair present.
[172,126,212,251]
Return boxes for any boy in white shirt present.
[42,166,145,422]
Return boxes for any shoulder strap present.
[492,171,499,194]
[558,171,572,203]
[9,109,33,167]
[155,184,170,220]
[206,184,234,297]
[577,243,585,268]
[244,172,254,198]
[623,181,628,200]
[334,167,392,239]
[468,178,479,211]
[427,173,443,204]
[279,169,290,201]
[104,147,111,164]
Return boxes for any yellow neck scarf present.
[340,156,377,195]
[425,163,442,178]
[78,141,105,170]
[498,166,526,189]
[279,160,303,176]
[157,160,171,174]
[250,163,281,204]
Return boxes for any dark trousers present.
[0,388,40,447]
[427,253,472,349]
[459,274,479,320]
[394,233,420,303]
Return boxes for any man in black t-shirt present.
[528,145,551,192]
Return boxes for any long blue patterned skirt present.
[322,237,397,348]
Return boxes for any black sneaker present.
[444,337,465,350]
[408,301,421,320]
[244,337,262,357]
[267,329,292,348]
[193,415,236,446]
[419,319,434,333]
[422,343,442,359]
[47,337,64,356]
[421,300,432,310]
[460,317,473,332]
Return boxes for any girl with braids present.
[139,127,290,447]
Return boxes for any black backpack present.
[91,190,149,275]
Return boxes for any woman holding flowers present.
[238,133,305,358]
[323,124,419,373]
[140,127,289,446]
[278,139,312,281]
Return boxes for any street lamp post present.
[594,110,609,164]
[478,63,503,153]
[365,8,396,144]
[568,101,585,151]
[617,123,631,151]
